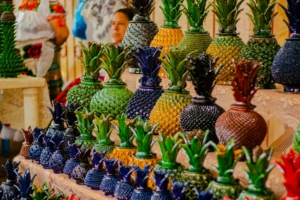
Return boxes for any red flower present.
[51,4,65,13]
[27,1,39,10]
[19,1,28,10]
[27,43,42,59]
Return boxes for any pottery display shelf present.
[0,75,52,130]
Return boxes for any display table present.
[0,75,52,130]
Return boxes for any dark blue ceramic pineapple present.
[100,159,119,197]
[84,150,106,190]
[47,100,65,138]
[0,160,20,200]
[63,142,81,178]
[114,162,134,200]
[15,168,36,200]
[28,127,45,163]
[49,133,65,173]
[130,164,152,200]
[151,170,171,200]
[171,181,189,200]
[40,135,55,169]
[71,148,92,185]
[194,188,216,200]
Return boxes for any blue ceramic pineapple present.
[63,142,81,178]
[151,170,172,200]
[0,160,20,200]
[71,148,92,185]
[114,162,134,200]
[130,164,153,200]
[194,188,216,200]
[15,168,37,200]
[28,127,45,163]
[49,133,65,173]
[84,150,106,190]
[47,100,65,137]
[40,135,55,169]
[171,181,189,200]
[100,159,119,196]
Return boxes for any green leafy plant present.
[160,0,184,28]
[94,114,114,146]
[31,182,65,200]
[75,107,95,139]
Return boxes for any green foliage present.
[31,182,65,200]
[294,124,300,153]
[94,114,114,146]
[160,0,183,28]
[181,0,210,32]
[2,4,14,12]
[75,107,95,139]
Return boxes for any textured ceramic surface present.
[107,147,137,166]
[114,181,134,200]
[63,158,80,178]
[84,169,105,190]
[71,163,92,185]
[20,142,31,159]
[40,147,54,169]
[206,180,242,199]
[99,175,119,196]
[130,189,153,200]
[49,150,65,173]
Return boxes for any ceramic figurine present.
[63,142,81,178]
[130,165,153,200]
[46,100,65,137]
[28,127,45,163]
[67,42,103,108]
[84,150,106,190]
[40,135,55,169]
[100,159,119,197]
[49,133,65,173]
[151,170,172,200]
[149,49,191,136]
[0,160,20,199]
[206,0,245,85]
[114,162,134,200]
[71,148,92,185]
[272,0,300,92]
[126,46,164,120]
[293,124,300,153]
[215,59,267,151]
[180,52,224,143]
[171,181,189,200]
[20,126,33,159]
[15,168,37,200]
[90,44,133,118]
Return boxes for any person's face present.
[111,12,130,44]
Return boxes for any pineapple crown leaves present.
[94,114,114,146]
[178,130,211,173]
[77,148,91,163]
[2,3,14,13]
[15,168,37,197]
[210,139,244,184]
[32,127,45,144]
[231,59,262,106]
[75,107,95,138]
[157,131,182,168]
[104,159,118,175]
[2,159,20,181]
[118,162,134,183]
[67,142,81,159]
[100,44,132,85]
[61,102,80,128]
[278,0,300,36]
[132,164,152,189]
[134,46,163,88]
[293,124,300,153]
[91,149,106,169]
[47,100,64,128]
[43,135,53,148]
[181,0,210,32]
[171,181,190,200]
[152,170,170,191]
[246,0,278,36]
[159,49,190,93]
[21,126,33,144]
[186,53,222,100]
[210,0,244,34]
[160,0,184,28]
[194,188,215,200]
[130,0,155,20]
[50,133,64,150]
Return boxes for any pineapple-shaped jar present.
[67,42,103,108]
[15,168,36,200]
[126,46,164,120]
[180,53,224,143]
[238,146,275,200]
[90,44,133,118]
[20,126,33,159]
[122,0,158,73]
[28,127,45,163]
[177,130,212,200]
[0,160,20,199]
[130,165,153,200]
[239,0,280,89]
[74,108,96,149]
[46,101,65,137]
[71,148,92,185]
[63,142,81,178]
[172,0,212,61]
[114,162,135,200]
[195,189,215,200]
[215,59,267,151]
[93,114,115,155]
[100,159,119,196]
[206,0,245,85]
[151,170,172,200]
[272,0,300,92]
[294,124,300,153]
[171,181,189,200]
[207,139,244,199]
[84,150,106,190]
[49,134,65,173]
[149,50,191,136]
[40,135,55,169]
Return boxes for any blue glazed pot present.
[28,143,43,164]
[84,169,105,190]
[130,189,153,200]
[151,191,172,200]
[114,181,134,200]
[63,158,80,178]
[99,174,119,197]
[40,147,54,169]
[49,150,65,173]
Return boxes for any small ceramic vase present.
[63,142,81,178]
[28,127,45,163]
[15,168,36,200]
[49,134,65,173]
[151,170,172,200]
[130,165,153,200]
[114,162,134,200]
[20,126,33,159]
[0,160,20,199]
[99,159,119,196]
[40,135,55,169]
[71,148,92,185]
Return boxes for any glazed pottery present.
[130,165,153,200]
[171,181,189,200]
[15,168,36,200]
[63,142,81,178]
[71,148,92,185]
[49,134,65,173]
[114,162,134,200]
[40,135,55,169]
[28,127,45,163]
[99,159,119,196]
[20,126,33,159]
[150,170,172,200]
[0,160,20,199]
[46,100,65,138]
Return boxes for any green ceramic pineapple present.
[239,0,280,89]
[90,44,133,118]
[206,0,245,85]
[67,42,103,109]
[293,124,300,153]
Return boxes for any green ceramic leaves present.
[160,0,183,28]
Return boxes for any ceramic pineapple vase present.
[171,181,189,200]
[20,126,33,159]
[126,46,164,120]
[46,101,65,137]
[15,168,36,200]
[90,44,133,118]
[121,0,158,73]
[28,127,45,163]
[239,0,280,89]
[272,0,300,92]
[114,162,135,200]
[67,42,103,108]
[40,135,55,169]
[71,148,92,185]
[63,142,81,178]
[49,133,65,173]
[99,159,119,196]
[206,0,245,85]
[215,60,267,151]
[151,170,172,200]
[0,160,20,199]
[130,165,153,200]
[180,53,224,143]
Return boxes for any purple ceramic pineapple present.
[0,160,20,199]
[130,164,152,200]
[49,133,65,173]
[15,168,37,200]
[114,162,134,200]
[63,142,81,178]
[171,181,189,200]
[151,170,172,200]
[71,148,92,185]
[40,135,55,169]
[47,100,65,137]
[99,159,119,197]
[28,127,45,163]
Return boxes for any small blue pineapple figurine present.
[171,181,189,200]
[99,158,119,197]
[40,135,55,169]
[15,168,37,200]
[71,148,92,185]
[47,100,65,137]
[194,188,216,200]
[63,142,81,178]
[49,133,65,173]
[130,164,153,200]
[114,162,134,200]
[151,170,172,200]
[0,160,20,200]
[28,127,45,163]
[84,150,106,190]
